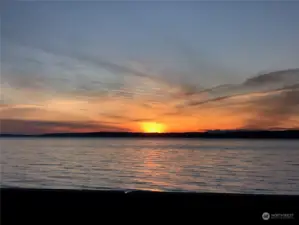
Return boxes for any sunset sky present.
[1,1,299,134]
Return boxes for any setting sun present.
[141,122,166,133]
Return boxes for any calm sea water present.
[1,138,299,194]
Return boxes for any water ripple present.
[1,138,299,194]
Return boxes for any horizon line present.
[1,129,299,137]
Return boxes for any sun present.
[141,122,166,133]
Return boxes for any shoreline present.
[1,130,299,139]
[2,187,298,222]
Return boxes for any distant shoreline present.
[1,130,299,139]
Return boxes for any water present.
[1,138,299,194]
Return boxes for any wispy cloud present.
[0,119,129,134]
[159,69,299,129]
[1,38,299,132]
[243,88,299,129]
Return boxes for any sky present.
[1,1,299,134]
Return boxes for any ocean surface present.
[1,138,299,195]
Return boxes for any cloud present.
[0,119,129,134]
[0,102,122,130]
[2,36,299,132]
[243,68,299,87]
[71,52,156,81]
[179,83,298,109]
[20,37,162,83]
[4,37,251,104]
[161,69,299,130]
[2,39,187,105]
[99,113,155,122]
[242,88,299,129]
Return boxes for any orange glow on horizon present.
[141,122,166,133]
